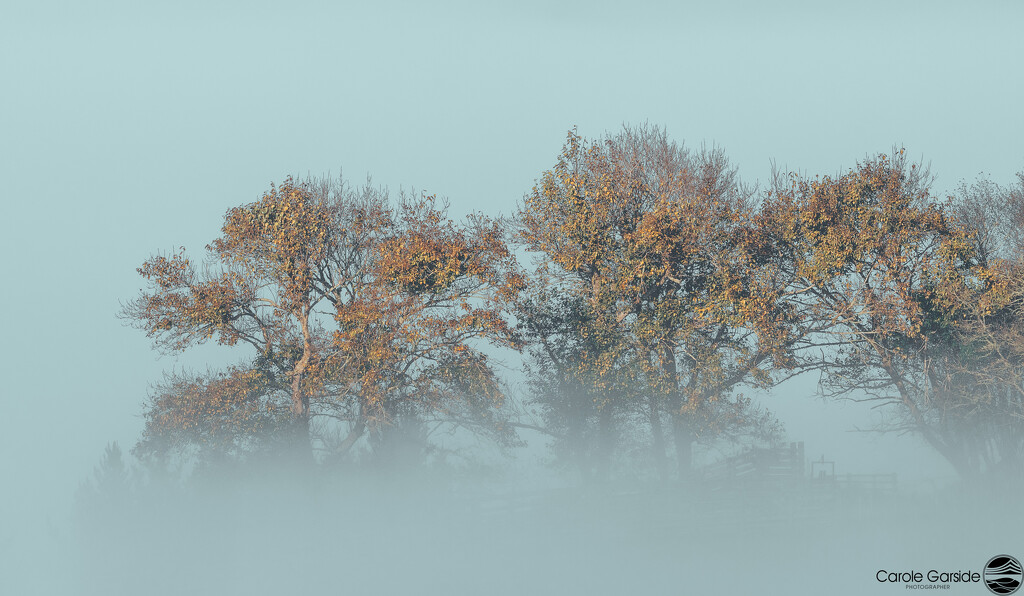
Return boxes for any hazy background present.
[2,1,1022,593]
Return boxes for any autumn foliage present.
[124,176,523,466]
[762,151,1022,478]
[518,127,800,479]
[123,130,1024,483]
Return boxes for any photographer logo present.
[875,555,1020,593]
[984,556,1021,595]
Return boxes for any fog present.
[15,383,1022,595]
[3,1,1023,594]
[4,380,1020,594]
[21,437,1024,596]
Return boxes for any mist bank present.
[59,462,1021,596]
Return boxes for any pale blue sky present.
[1,0,1022,524]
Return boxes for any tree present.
[123,176,341,460]
[613,131,799,478]
[76,442,132,525]
[518,126,791,480]
[916,259,1024,480]
[517,284,639,480]
[953,172,1024,265]
[763,150,998,478]
[123,175,523,467]
[918,172,1024,479]
[325,193,525,466]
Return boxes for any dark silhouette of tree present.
[76,442,132,526]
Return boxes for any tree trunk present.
[288,312,315,462]
[336,415,366,458]
[880,354,978,480]
[671,413,695,481]
[567,388,591,484]
[649,393,668,481]
[660,343,695,481]
[595,401,615,481]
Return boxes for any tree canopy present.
[122,130,1024,485]
[124,176,523,467]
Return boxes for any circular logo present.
[985,555,1022,595]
